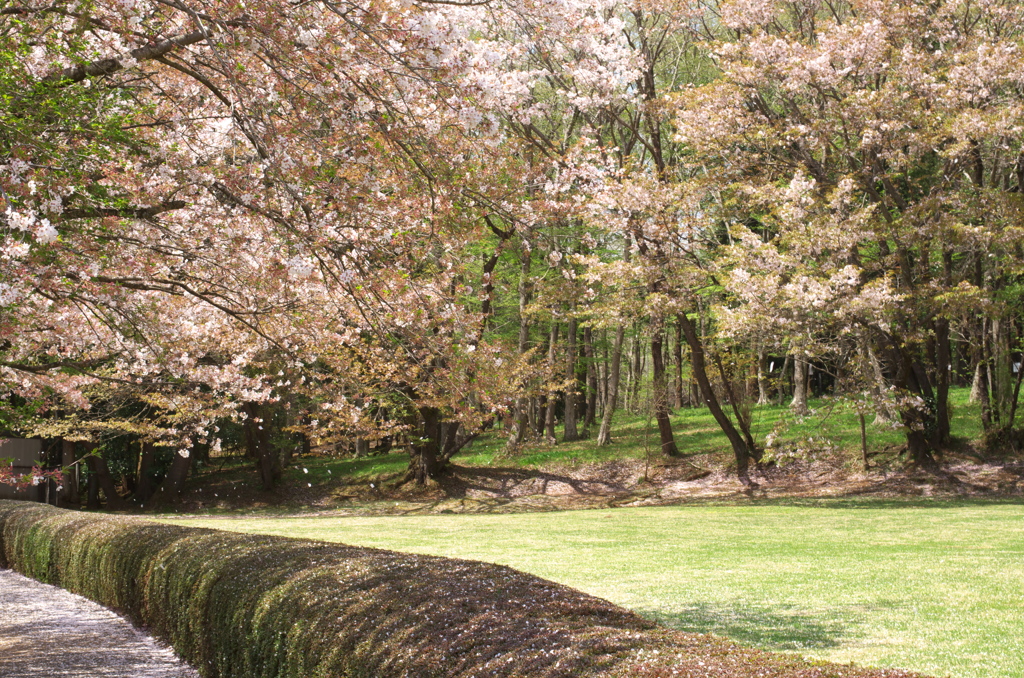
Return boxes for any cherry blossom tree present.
[5,0,1023,496]
[677,0,1024,464]
[0,0,536,488]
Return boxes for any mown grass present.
[168,498,1024,678]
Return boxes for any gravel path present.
[0,569,200,678]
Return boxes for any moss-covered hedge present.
[0,500,925,678]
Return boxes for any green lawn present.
[167,499,1024,678]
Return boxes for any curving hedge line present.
[0,500,924,678]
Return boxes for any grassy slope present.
[192,387,981,506]
[168,499,1024,678]
[273,388,986,485]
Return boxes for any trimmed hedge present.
[0,501,925,678]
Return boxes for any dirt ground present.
[175,448,1024,517]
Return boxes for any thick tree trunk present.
[978,359,993,430]
[563,316,580,442]
[135,442,157,505]
[85,451,128,510]
[145,447,191,508]
[60,439,79,506]
[164,450,192,498]
[597,325,625,446]
[790,357,810,415]
[650,324,680,456]
[992,316,1014,426]
[886,342,937,467]
[969,361,984,403]
[244,402,281,491]
[86,470,100,509]
[678,312,760,483]
[412,406,442,484]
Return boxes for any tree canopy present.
[3,0,1023,493]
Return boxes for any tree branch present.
[0,356,115,375]
[46,29,213,85]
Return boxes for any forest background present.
[2,0,1024,504]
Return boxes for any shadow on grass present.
[736,494,1024,510]
[438,464,629,499]
[643,602,852,651]
[437,462,711,501]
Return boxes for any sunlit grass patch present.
[461,386,981,469]
[282,452,409,485]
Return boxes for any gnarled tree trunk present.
[790,357,810,416]
[244,402,281,491]
[84,448,128,510]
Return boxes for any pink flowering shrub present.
[0,463,63,490]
